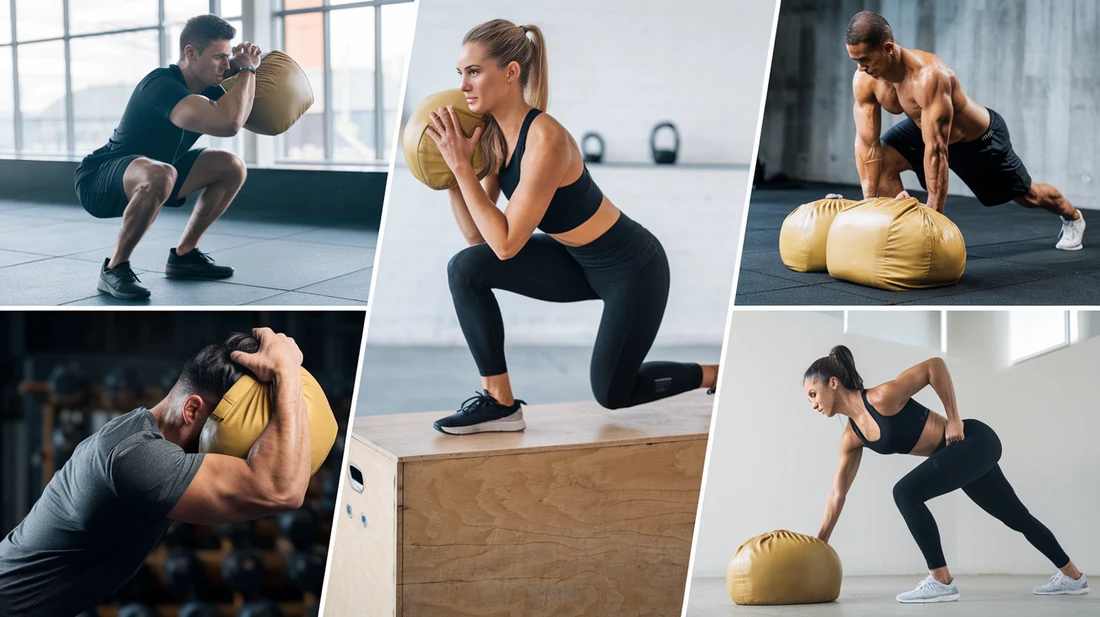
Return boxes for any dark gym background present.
[0,310,365,617]
[742,0,1100,306]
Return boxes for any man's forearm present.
[856,139,881,198]
[246,367,307,501]
[924,144,949,212]
[221,71,256,132]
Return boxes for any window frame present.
[272,0,413,164]
[1009,310,1076,365]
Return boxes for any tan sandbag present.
[779,195,857,272]
[726,530,842,605]
[199,367,336,476]
[221,51,314,136]
[402,89,489,190]
[826,197,966,290]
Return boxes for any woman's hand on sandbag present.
[230,327,303,383]
[425,105,483,173]
[231,41,263,70]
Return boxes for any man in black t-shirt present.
[75,14,261,300]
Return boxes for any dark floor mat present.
[738,183,1099,305]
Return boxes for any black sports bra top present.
[849,390,931,455]
[496,108,605,234]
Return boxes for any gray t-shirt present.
[0,408,204,617]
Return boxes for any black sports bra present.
[496,108,605,234]
[849,390,931,455]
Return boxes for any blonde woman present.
[425,19,718,434]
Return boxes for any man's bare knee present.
[224,152,247,186]
[130,161,177,206]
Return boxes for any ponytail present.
[804,344,864,390]
[463,19,549,173]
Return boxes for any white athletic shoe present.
[896,576,960,603]
[1056,212,1085,250]
[1034,572,1089,595]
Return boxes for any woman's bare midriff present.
[908,410,948,457]
[548,196,620,247]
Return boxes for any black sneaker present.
[166,247,234,279]
[97,259,151,300]
[433,391,527,435]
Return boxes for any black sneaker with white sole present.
[166,247,235,279]
[98,259,151,300]
[433,391,527,435]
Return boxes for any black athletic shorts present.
[881,108,1032,207]
[73,148,205,219]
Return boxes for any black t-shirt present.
[78,64,225,172]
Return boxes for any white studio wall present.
[693,311,1100,578]
[369,0,776,346]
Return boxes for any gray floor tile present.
[209,240,373,290]
[295,268,373,301]
[0,220,178,257]
[736,284,879,306]
[0,213,66,233]
[62,276,279,306]
[246,291,366,306]
[735,270,807,295]
[0,203,95,221]
[0,258,129,305]
[66,231,265,273]
[281,226,379,248]
[0,249,50,268]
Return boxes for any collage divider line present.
[315,3,422,612]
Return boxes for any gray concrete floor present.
[356,344,722,415]
[687,575,1097,616]
[0,201,375,305]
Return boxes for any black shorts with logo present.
[881,108,1032,207]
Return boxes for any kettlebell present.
[581,132,605,163]
[650,122,679,164]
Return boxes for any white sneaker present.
[1056,212,1085,250]
[1034,571,1089,595]
[896,576,960,603]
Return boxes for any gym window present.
[1009,310,1077,364]
[0,0,415,165]
[273,0,416,164]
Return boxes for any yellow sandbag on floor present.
[199,367,336,476]
[826,197,966,290]
[727,530,842,605]
[221,51,314,136]
[402,89,489,190]
[779,195,857,272]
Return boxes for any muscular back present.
[855,48,990,144]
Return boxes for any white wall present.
[693,311,1100,578]
[398,0,776,165]
[369,0,776,345]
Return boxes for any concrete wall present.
[758,0,1100,209]
[369,0,777,345]
[693,310,1100,577]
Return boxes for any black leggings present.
[892,419,1070,570]
[446,214,703,409]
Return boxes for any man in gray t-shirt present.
[0,328,312,617]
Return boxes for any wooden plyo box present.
[322,393,712,617]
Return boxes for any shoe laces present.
[457,391,495,415]
[112,263,141,284]
[193,249,215,264]
[918,576,942,591]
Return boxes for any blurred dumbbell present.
[238,600,284,617]
[180,601,220,617]
[118,603,157,617]
[222,548,265,595]
[48,362,88,397]
[216,520,257,548]
[287,547,326,595]
[277,508,318,550]
[163,548,206,600]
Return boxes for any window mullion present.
[322,7,332,160]
[373,4,383,162]
[63,0,74,154]
[11,1,20,152]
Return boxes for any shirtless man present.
[847,11,1085,251]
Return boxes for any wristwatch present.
[239,66,257,75]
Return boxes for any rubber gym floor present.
[0,200,375,305]
[736,183,1100,305]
